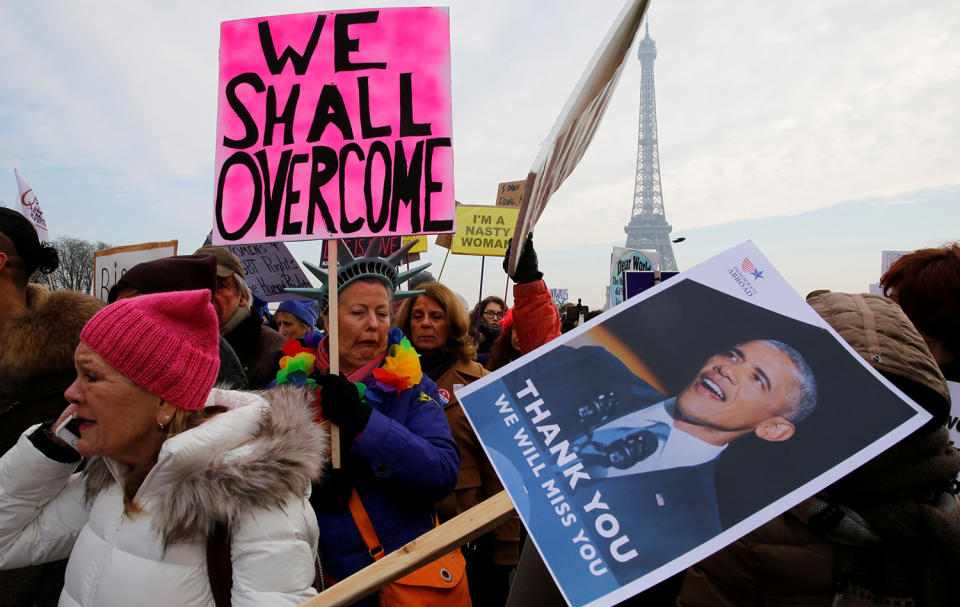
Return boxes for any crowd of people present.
[0,203,957,607]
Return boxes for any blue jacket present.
[314,369,460,589]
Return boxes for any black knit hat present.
[108,254,218,302]
[0,207,58,277]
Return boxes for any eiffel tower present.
[624,23,677,271]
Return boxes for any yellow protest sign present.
[451,205,519,256]
[402,235,428,254]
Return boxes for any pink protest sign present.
[213,8,454,245]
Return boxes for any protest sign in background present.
[609,247,656,307]
[457,241,929,607]
[317,236,420,268]
[213,8,455,245]
[219,241,313,302]
[402,234,428,254]
[549,288,569,307]
[623,270,678,300]
[881,250,911,276]
[496,180,525,207]
[93,241,178,302]
[450,205,519,257]
[870,250,911,294]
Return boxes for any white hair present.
[233,272,252,310]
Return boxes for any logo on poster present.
[727,257,763,297]
[742,258,764,280]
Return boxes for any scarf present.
[419,351,454,383]
[221,305,250,336]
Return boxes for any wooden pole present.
[298,492,516,607]
[327,239,341,469]
[436,247,451,281]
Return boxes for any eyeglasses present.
[483,310,504,320]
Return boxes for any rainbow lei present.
[275,340,318,389]
[274,329,422,412]
[371,328,422,393]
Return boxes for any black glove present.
[315,373,372,442]
[503,233,543,284]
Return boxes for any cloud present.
[0,0,957,311]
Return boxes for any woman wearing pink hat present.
[0,290,327,606]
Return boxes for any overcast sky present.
[2,0,958,310]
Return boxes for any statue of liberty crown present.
[286,237,431,316]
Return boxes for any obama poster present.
[455,241,931,607]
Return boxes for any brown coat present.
[0,284,103,607]
[0,284,104,453]
[434,359,522,566]
[678,513,838,606]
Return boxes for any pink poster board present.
[213,8,454,245]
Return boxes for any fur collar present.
[83,385,328,546]
[0,284,103,385]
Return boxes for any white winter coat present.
[0,386,328,607]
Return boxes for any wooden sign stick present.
[327,239,341,469]
[298,492,515,607]
[436,247,451,280]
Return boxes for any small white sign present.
[93,241,178,302]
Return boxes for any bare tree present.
[30,237,111,293]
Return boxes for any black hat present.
[0,207,58,277]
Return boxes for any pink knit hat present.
[80,289,220,410]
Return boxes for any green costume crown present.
[286,237,431,317]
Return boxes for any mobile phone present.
[55,415,83,450]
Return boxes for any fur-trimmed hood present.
[0,284,103,387]
[82,385,328,546]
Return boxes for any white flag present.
[508,0,650,274]
[14,168,51,244]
